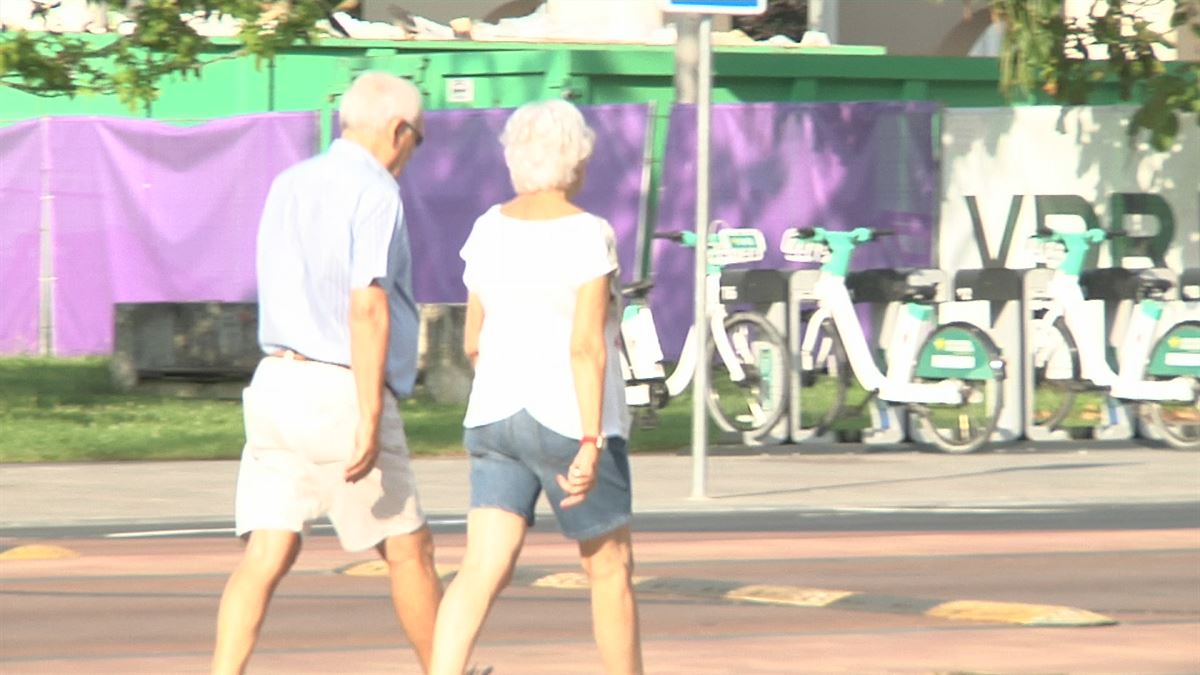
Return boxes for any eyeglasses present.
[396,120,424,148]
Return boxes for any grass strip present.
[0,357,699,462]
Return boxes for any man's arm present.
[345,282,390,483]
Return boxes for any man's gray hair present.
[501,100,596,194]
[339,71,422,132]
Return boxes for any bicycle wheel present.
[705,312,790,438]
[1031,316,1079,430]
[796,316,848,436]
[1144,320,1200,450]
[913,322,1005,453]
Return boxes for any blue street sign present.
[659,0,767,15]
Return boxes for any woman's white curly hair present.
[500,100,596,194]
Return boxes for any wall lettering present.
[964,192,1179,269]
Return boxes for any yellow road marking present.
[927,600,1116,626]
[724,584,856,607]
[0,544,80,561]
[531,572,591,590]
[338,561,457,578]
[331,560,1116,628]
[532,572,655,590]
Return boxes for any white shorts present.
[234,357,426,552]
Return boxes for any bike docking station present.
[784,227,1007,453]
[716,266,792,445]
[1017,229,1200,449]
[1097,263,1200,444]
[1078,263,1178,440]
[943,267,1028,445]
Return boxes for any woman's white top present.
[460,205,631,440]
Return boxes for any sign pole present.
[661,0,765,501]
[690,13,713,500]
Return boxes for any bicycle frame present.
[622,227,766,407]
[1033,229,1193,402]
[787,227,962,405]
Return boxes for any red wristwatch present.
[580,435,605,451]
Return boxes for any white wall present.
[939,106,1200,275]
[362,0,534,24]
[831,0,1191,60]
[1065,0,1181,60]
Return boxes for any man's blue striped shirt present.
[256,139,418,397]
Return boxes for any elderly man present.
[212,71,440,675]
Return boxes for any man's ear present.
[386,116,404,147]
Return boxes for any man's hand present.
[555,444,600,509]
[345,419,381,483]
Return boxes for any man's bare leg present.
[580,525,643,675]
[377,525,443,672]
[212,529,301,675]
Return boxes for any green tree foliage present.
[0,0,335,107]
[995,0,1200,150]
[2,0,1197,151]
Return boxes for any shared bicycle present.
[619,225,790,441]
[784,227,1007,453]
[1028,228,1200,449]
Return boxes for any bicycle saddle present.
[1137,275,1174,298]
[1081,268,1174,301]
[621,278,655,299]
[846,268,939,304]
[1182,269,1200,301]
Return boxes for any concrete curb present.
[336,561,1118,628]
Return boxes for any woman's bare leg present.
[428,509,527,675]
[579,525,643,675]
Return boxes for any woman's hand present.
[555,442,600,509]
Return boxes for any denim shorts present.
[464,410,631,542]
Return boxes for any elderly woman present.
[429,100,643,675]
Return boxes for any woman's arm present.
[558,273,611,508]
[464,292,484,369]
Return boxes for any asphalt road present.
[2,505,1198,674]
[2,501,1200,539]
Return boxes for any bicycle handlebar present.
[1032,227,1124,242]
[788,227,893,242]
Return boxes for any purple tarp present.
[0,120,43,353]
[0,107,652,355]
[1,102,938,357]
[45,113,320,354]
[402,104,651,302]
[652,102,941,354]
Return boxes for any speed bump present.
[724,584,856,608]
[338,560,458,579]
[335,561,1116,627]
[926,599,1117,627]
[0,544,80,560]
[532,572,654,590]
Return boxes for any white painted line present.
[106,527,236,538]
[105,517,464,539]
[429,517,467,526]
[819,506,1068,515]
